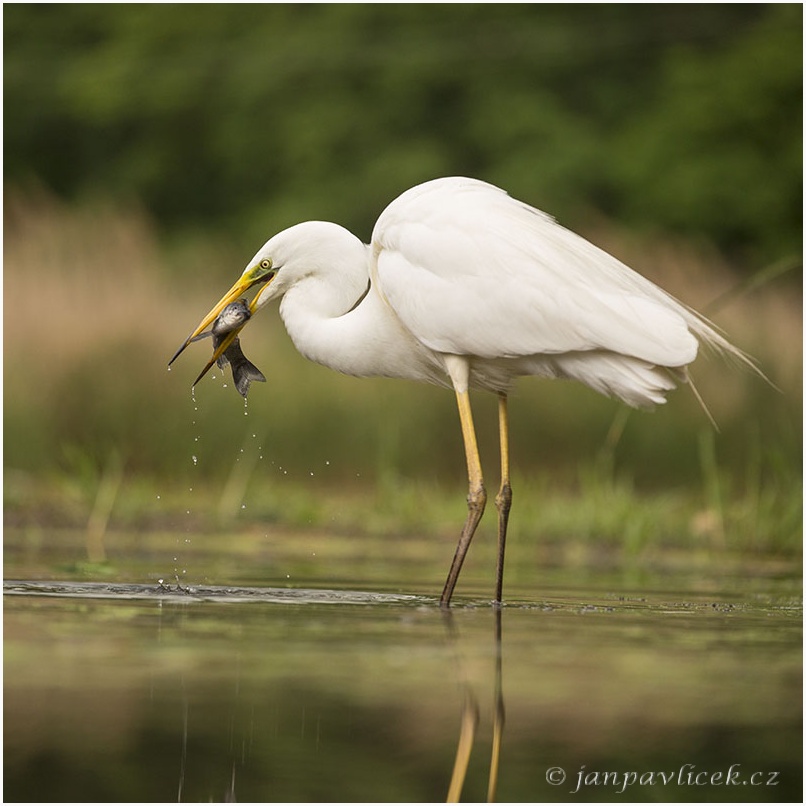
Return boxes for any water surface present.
[4,528,802,802]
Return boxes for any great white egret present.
[170,177,751,606]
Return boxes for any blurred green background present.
[4,5,802,563]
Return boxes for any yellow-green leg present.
[494,393,512,604]
[441,388,487,607]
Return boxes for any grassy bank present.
[4,191,802,565]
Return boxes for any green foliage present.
[611,4,803,264]
[4,5,801,266]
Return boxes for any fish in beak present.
[169,261,275,395]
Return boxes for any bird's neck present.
[278,249,440,382]
[278,242,375,371]
[280,238,370,318]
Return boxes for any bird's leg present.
[441,389,487,607]
[494,393,512,604]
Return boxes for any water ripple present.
[3,579,429,607]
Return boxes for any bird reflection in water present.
[444,607,506,803]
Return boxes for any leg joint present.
[495,481,512,510]
[467,482,487,513]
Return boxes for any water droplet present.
[192,455,198,465]
[156,495,161,500]
[286,574,290,579]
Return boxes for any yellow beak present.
[168,272,268,381]
[189,325,241,388]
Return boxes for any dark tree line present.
[5,4,801,268]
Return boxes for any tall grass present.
[4,189,801,557]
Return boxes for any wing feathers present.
[374,179,705,368]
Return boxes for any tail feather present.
[673,300,768,381]
[554,352,679,409]
[681,369,718,431]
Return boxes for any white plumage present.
[173,177,750,605]
[254,177,741,405]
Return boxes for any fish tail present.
[232,357,266,398]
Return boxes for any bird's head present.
[168,247,276,375]
[168,222,367,382]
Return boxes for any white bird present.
[170,177,751,607]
